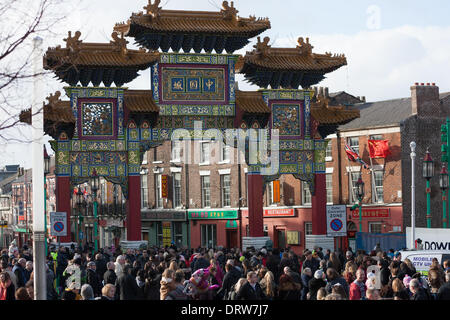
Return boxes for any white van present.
[399,250,450,275]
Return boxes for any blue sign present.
[79,231,84,240]
[330,219,343,232]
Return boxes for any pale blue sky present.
[2,0,450,168]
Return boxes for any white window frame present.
[171,140,182,163]
[201,175,211,208]
[372,170,384,204]
[173,173,182,208]
[220,174,231,207]
[305,222,313,235]
[347,137,359,155]
[302,181,311,205]
[349,172,360,203]
[141,170,148,209]
[369,222,382,234]
[325,139,332,161]
[326,173,333,204]
[155,173,163,209]
[200,142,210,165]
[219,143,231,164]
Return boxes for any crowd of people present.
[0,239,449,301]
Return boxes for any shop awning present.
[225,220,238,229]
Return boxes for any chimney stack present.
[319,87,324,97]
[411,82,440,116]
[324,87,329,97]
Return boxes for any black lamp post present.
[356,174,365,232]
[90,169,99,253]
[423,149,434,228]
[439,164,449,228]
[76,188,84,246]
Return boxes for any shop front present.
[99,218,127,249]
[141,210,188,248]
[339,205,403,251]
[189,209,239,249]
[241,207,312,255]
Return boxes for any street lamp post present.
[90,169,99,254]
[356,174,365,232]
[44,146,50,256]
[410,142,416,249]
[439,164,449,228]
[76,188,84,247]
[423,149,434,228]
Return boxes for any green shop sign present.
[188,210,238,220]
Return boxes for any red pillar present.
[56,176,72,243]
[312,173,327,235]
[127,176,142,241]
[247,174,264,237]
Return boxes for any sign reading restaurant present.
[188,210,238,220]
[241,208,296,218]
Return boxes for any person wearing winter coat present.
[0,272,15,300]
[115,264,139,300]
[325,268,349,298]
[103,261,117,285]
[277,274,301,300]
[301,268,312,300]
[144,269,161,300]
[12,258,26,288]
[86,261,102,297]
[235,271,266,300]
[308,270,327,300]
[165,269,188,300]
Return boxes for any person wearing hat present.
[416,238,424,250]
[308,269,327,300]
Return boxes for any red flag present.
[368,140,391,158]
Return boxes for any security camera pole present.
[32,36,47,300]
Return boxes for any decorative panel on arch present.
[160,65,227,104]
[77,98,117,140]
[271,103,303,137]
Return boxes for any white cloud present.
[249,25,450,102]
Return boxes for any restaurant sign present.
[242,208,295,218]
[188,210,238,220]
[351,208,390,219]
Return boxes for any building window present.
[325,140,332,160]
[302,181,311,205]
[173,222,183,247]
[263,224,268,237]
[173,173,182,208]
[156,222,163,246]
[201,176,211,208]
[245,173,248,204]
[141,172,148,208]
[370,135,383,141]
[305,222,312,235]
[155,174,163,208]
[153,147,158,162]
[220,174,231,207]
[347,137,359,155]
[171,141,182,162]
[200,142,210,164]
[349,172,360,203]
[369,222,382,234]
[373,171,384,203]
[221,143,230,162]
[326,174,333,204]
[201,224,216,248]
